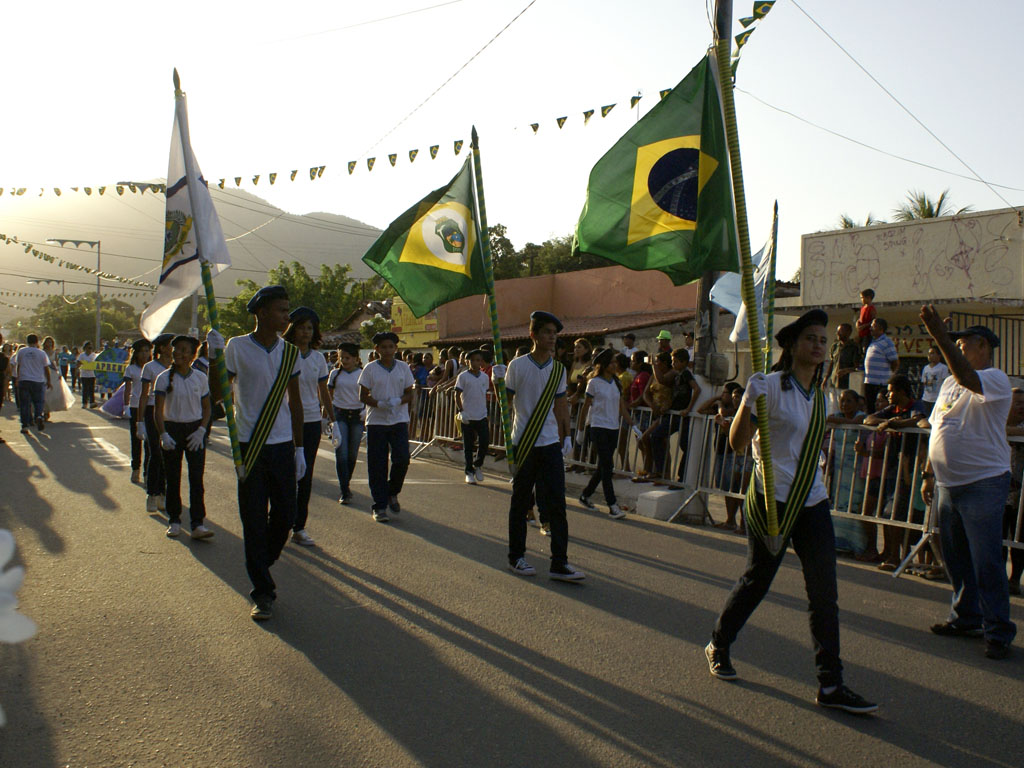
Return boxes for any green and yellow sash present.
[511,360,564,472]
[242,340,299,477]
[745,382,826,552]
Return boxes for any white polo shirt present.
[293,349,329,424]
[124,363,144,408]
[77,352,98,379]
[141,360,167,406]
[585,375,622,430]
[329,367,364,411]
[225,334,301,445]
[455,369,491,421]
[928,367,1011,487]
[154,367,209,423]
[359,359,414,426]
[12,347,49,383]
[505,354,567,447]
[751,372,828,506]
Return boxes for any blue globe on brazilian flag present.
[575,52,739,285]
[362,158,488,318]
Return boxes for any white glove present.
[562,435,573,457]
[330,421,341,448]
[123,404,132,418]
[186,426,206,451]
[160,432,176,451]
[741,373,769,408]
[206,328,226,353]
[631,424,643,439]
[136,422,147,440]
[575,429,585,445]
[294,447,307,480]
[491,364,507,379]
[455,411,463,422]
[384,397,402,410]
[321,416,331,434]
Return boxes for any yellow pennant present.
[630,95,642,108]
[583,109,594,125]
[317,165,325,177]
[388,154,397,166]
[269,172,277,185]
[98,186,106,195]
[234,177,242,187]
[530,123,539,134]
[54,188,62,196]
[117,185,125,195]
[290,170,298,181]
[367,157,376,171]
[85,187,92,195]
[252,175,260,185]
[454,140,463,155]
[429,145,439,159]
[218,179,224,189]
[409,149,418,163]
[347,161,357,175]
[556,116,567,129]
[660,88,672,100]
[309,167,317,180]
[601,103,615,117]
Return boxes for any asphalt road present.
[1,406,1022,768]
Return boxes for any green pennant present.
[601,104,615,118]
[454,139,464,155]
[388,154,397,166]
[362,158,488,318]
[740,16,756,27]
[630,95,642,109]
[753,0,775,19]
[347,161,357,175]
[367,157,376,171]
[736,29,754,49]
[659,89,672,100]
[290,170,298,181]
[409,149,419,163]
[574,53,738,287]
[269,172,277,184]
[430,145,439,159]
[583,109,595,125]
[530,123,539,133]
[556,116,567,129]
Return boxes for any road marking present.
[85,436,132,468]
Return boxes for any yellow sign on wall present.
[391,298,438,349]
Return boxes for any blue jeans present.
[334,408,364,497]
[365,423,410,510]
[18,380,45,428]
[937,472,1016,645]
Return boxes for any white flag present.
[139,91,230,340]
[709,239,771,343]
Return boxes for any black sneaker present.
[549,563,586,582]
[704,641,737,681]
[36,417,44,431]
[372,508,390,523]
[388,496,401,515]
[339,492,352,505]
[931,621,984,637]
[250,599,273,622]
[578,494,597,511]
[815,685,878,714]
[985,640,1011,660]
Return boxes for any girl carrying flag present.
[328,343,364,505]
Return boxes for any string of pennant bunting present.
[0,232,156,289]
[732,0,776,77]
[0,298,33,311]
[0,288,151,300]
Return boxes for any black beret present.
[151,332,176,348]
[246,285,288,314]
[593,347,615,368]
[288,306,319,325]
[950,325,1000,349]
[530,310,563,333]
[337,343,361,357]
[372,331,400,345]
[775,309,828,347]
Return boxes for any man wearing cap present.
[919,307,1016,660]
[494,310,585,582]
[656,330,673,355]
[207,285,305,622]
[359,331,415,523]
[621,333,639,359]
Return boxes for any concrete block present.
[635,488,708,522]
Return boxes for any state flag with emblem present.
[139,90,231,339]
[574,52,738,286]
[362,158,488,318]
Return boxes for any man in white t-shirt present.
[13,334,52,434]
[494,311,584,582]
[358,331,414,523]
[455,349,492,485]
[210,285,304,622]
[920,312,1016,660]
[620,333,639,359]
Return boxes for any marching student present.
[358,331,414,523]
[576,348,636,519]
[154,335,213,540]
[78,341,98,408]
[140,333,174,513]
[208,285,304,621]
[13,335,51,434]
[328,343,364,505]
[123,339,153,484]
[455,349,491,485]
[283,307,332,547]
[495,311,584,582]
[705,309,877,715]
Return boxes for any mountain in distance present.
[0,182,382,321]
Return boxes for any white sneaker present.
[465,473,477,485]
[146,495,158,513]
[292,529,316,546]
[190,525,214,540]
[165,523,181,538]
[509,557,536,576]
[156,495,167,512]
[609,504,626,519]
[474,468,484,483]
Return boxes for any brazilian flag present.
[575,53,738,286]
[362,158,488,318]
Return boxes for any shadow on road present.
[0,442,63,554]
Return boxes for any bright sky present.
[2,0,1022,284]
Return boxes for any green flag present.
[362,158,488,318]
[575,52,738,286]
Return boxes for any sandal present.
[713,521,736,531]
[922,567,947,581]
[878,561,899,572]
[631,473,652,483]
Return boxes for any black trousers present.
[295,420,322,532]
[583,426,618,505]
[366,423,410,510]
[712,496,843,687]
[238,441,297,601]
[129,405,150,473]
[81,377,95,406]
[144,404,165,496]
[161,419,206,527]
[508,442,569,566]
[462,417,489,473]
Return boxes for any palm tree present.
[892,189,972,221]
[837,213,885,229]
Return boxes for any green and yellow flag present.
[574,52,738,286]
[362,158,488,318]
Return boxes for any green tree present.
[837,212,884,229]
[532,235,609,275]
[892,189,972,221]
[26,293,140,345]
[359,313,393,348]
[488,224,524,280]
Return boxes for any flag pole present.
[470,126,516,470]
[173,69,245,480]
[712,3,781,553]
[762,201,778,374]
